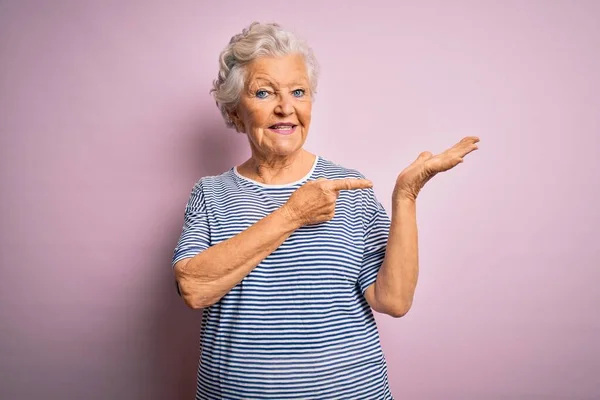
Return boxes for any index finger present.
[329,178,373,191]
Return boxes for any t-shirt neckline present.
[233,155,319,188]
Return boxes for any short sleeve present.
[356,187,391,295]
[172,181,211,267]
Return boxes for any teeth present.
[272,125,293,129]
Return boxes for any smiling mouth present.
[268,124,297,134]
[269,124,297,130]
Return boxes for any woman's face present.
[230,53,312,159]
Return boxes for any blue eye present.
[255,90,269,99]
[292,89,305,97]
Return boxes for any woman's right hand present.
[282,178,373,227]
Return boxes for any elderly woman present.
[173,22,479,400]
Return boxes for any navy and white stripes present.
[173,155,393,399]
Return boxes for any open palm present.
[394,136,480,201]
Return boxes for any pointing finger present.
[460,136,480,143]
[330,178,373,191]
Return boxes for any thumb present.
[415,151,433,163]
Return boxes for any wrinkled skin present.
[394,136,480,202]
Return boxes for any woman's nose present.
[274,94,294,116]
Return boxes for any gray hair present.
[210,22,320,128]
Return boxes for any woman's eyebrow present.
[251,77,277,87]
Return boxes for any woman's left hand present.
[393,136,480,202]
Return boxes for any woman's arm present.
[174,177,373,309]
[364,137,479,317]
[174,206,299,309]
[364,198,418,318]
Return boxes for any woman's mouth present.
[268,123,297,135]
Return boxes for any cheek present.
[299,103,312,125]
[247,111,272,131]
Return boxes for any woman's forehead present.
[246,55,308,86]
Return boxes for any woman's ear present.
[228,110,245,133]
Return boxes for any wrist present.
[392,189,417,205]
[277,204,303,232]
[392,195,417,218]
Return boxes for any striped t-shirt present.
[172,155,393,400]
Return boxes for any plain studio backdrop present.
[1,1,598,399]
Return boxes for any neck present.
[239,149,316,185]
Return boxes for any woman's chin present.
[267,137,306,154]
[266,143,304,157]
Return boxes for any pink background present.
[1,1,599,399]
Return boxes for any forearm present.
[374,197,419,315]
[175,205,300,308]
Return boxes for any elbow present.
[179,284,219,310]
[380,300,412,318]
[174,263,218,310]
[182,293,209,310]
[387,305,411,318]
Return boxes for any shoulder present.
[184,169,236,205]
[315,155,369,180]
[190,169,236,192]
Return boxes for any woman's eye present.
[292,89,305,97]
[255,90,269,99]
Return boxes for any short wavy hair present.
[210,22,320,129]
